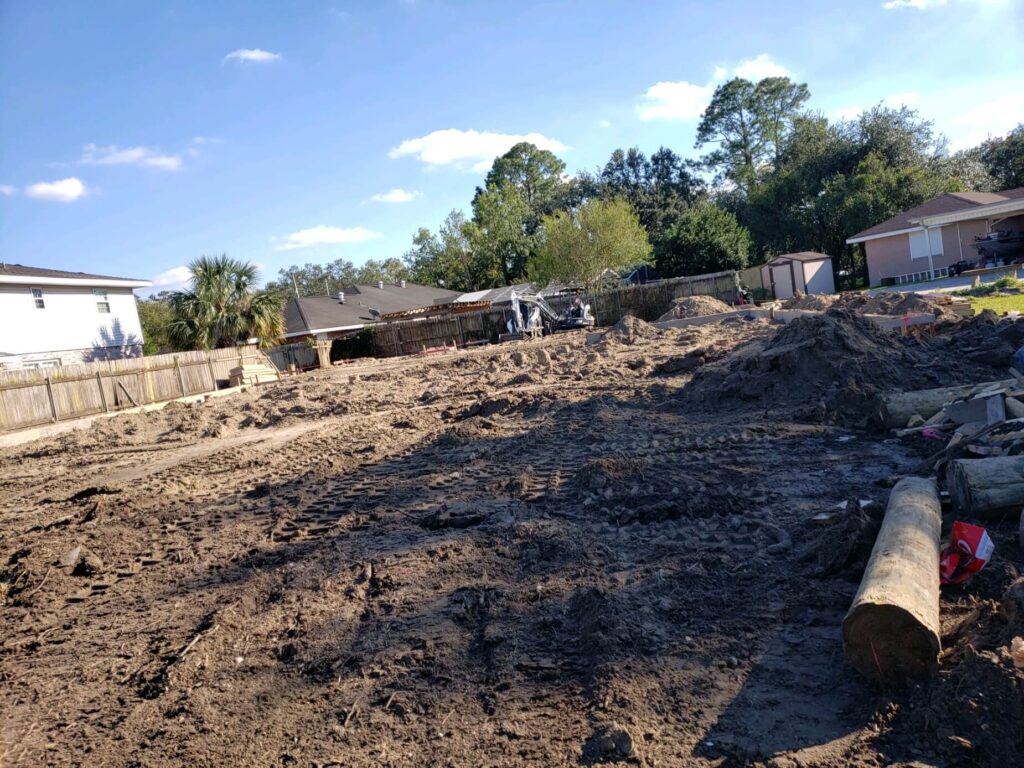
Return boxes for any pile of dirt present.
[783,290,959,320]
[602,314,662,345]
[683,308,1005,422]
[657,295,732,321]
[780,292,838,311]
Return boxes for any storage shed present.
[760,252,835,300]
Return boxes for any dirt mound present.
[783,291,958,320]
[683,308,1003,422]
[658,295,732,321]
[602,314,661,344]
[841,291,959,320]
[780,292,838,311]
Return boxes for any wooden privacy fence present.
[267,342,320,371]
[547,271,742,325]
[371,308,511,358]
[358,271,740,359]
[0,345,276,433]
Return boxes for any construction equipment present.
[501,292,594,341]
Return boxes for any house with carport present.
[846,189,1024,287]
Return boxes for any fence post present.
[207,357,216,391]
[44,375,58,422]
[96,372,109,412]
[174,355,186,396]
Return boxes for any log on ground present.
[946,455,1024,518]
[873,380,1015,429]
[842,476,942,683]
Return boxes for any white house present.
[0,264,152,368]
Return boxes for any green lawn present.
[967,293,1024,315]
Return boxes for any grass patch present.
[967,293,1024,315]
[955,276,1024,297]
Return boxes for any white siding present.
[803,259,836,295]
[0,284,145,362]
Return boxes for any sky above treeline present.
[1,0,1021,295]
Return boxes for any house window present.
[30,287,45,309]
[93,288,110,314]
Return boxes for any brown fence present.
[548,271,742,325]
[371,308,511,357]
[267,342,320,371]
[0,345,275,433]
[361,271,740,359]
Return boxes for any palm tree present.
[168,256,285,349]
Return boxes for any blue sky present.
[1,0,1021,295]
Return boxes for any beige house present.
[846,189,1024,287]
[759,252,835,299]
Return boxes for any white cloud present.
[882,0,1008,8]
[597,119,613,128]
[882,91,922,108]
[733,54,790,81]
[369,188,421,203]
[882,0,947,9]
[151,265,193,288]
[276,225,382,251]
[81,143,182,171]
[948,92,1024,150]
[637,54,790,122]
[25,177,88,203]
[192,136,224,145]
[637,80,714,122]
[223,48,282,64]
[0,184,14,196]
[389,129,569,171]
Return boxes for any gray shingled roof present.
[774,251,831,263]
[0,263,147,282]
[284,282,460,335]
[848,188,1024,241]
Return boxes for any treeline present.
[269,76,1023,294]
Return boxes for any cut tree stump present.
[842,476,942,683]
[874,380,1015,429]
[946,456,1024,518]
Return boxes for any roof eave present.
[0,275,152,288]
[846,225,924,245]
[916,198,1024,227]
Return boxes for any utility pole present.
[292,275,300,298]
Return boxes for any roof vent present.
[400,279,406,288]
[336,291,345,304]
[377,280,384,290]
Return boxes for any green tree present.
[137,297,176,355]
[168,255,285,350]
[696,76,810,191]
[478,141,567,217]
[266,258,359,296]
[403,210,502,291]
[528,198,652,289]
[354,257,410,285]
[470,183,535,283]
[978,124,1024,190]
[656,202,751,278]
[598,146,700,245]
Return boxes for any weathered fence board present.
[0,345,276,433]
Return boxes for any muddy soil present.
[1,315,1021,767]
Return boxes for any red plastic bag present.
[940,521,994,585]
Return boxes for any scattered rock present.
[63,545,103,576]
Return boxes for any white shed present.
[760,252,835,300]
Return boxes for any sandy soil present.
[2,314,1022,767]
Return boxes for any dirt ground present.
[2,312,1022,767]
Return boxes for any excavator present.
[500,291,594,341]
